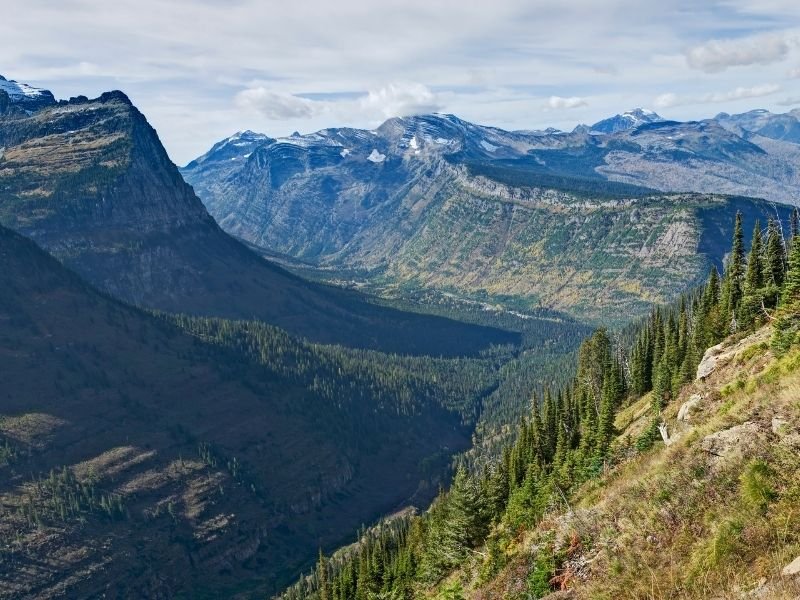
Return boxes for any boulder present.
[779,433,800,451]
[696,343,724,379]
[782,555,800,578]
[678,394,703,422]
[696,328,772,381]
[700,422,763,467]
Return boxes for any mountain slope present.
[277,217,800,599]
[448,325,800,599]
[0,224,496,598]
[0,83,516,355]
[716,108,800,144]
[182,114,791,323]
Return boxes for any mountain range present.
[182,108,798,323]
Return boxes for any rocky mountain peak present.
[0,74,57,112]
[590,107,663,133]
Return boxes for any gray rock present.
[696,343,725,379]
[782,555,800,577]
[779,433,800,451]
[700,422,763,466]
[772,416,790,435]
[678,394,703,421]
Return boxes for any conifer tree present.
[782,233,800,308]
[764,218,786,287]
[740,221,766,328]
[317,549,331,600]
[761,218,787,313]
[722,211,745,331]
[744,220,764,292]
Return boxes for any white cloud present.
[357,83,443,120]
[234,82,443,123]
[777,96,800,106]
[544,95,587,110]
[704,84,781,103]
[235,88,318,119]
[686,32,796,73]
[653,93,680,109]
[4,0,800,163]
[654,84,781,108]
[790,66,800,78]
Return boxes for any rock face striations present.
[0,81,515,354]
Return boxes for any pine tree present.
[740,221,766,328]
[744,220,764,292]
[722,211,746,331]
[782,233,800,308]
[447,466,487,550]
[596,361,621,457]
[317,549,331,600]
[764,218,786,287]
[761,217,787,312]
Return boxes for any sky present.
[2,0,800,165]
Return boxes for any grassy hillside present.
[448,325,800,599]
[0,225,502,598]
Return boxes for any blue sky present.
[2,0,799,164]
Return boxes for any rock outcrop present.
[700,421,764,467]
[677,393,703,421]
[782,556,800,578]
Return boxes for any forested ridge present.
[166,314,499,424]
[279,206,800,600]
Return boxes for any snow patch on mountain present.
[367,149,386,163]
[0,77,48,99]
[480,140,499,152]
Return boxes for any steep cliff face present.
[182,118,790,323]
[0,90,516,354]
[0,225,476,598]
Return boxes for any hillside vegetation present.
[278,211,800,599]
[0,225,507,598]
